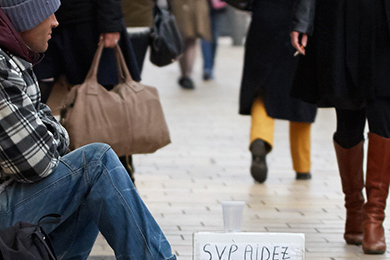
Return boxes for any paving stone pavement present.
[87,39,390,260]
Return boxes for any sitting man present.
[0,0,176,259]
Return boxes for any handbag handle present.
[85,43,134,88]
[114,46,145,92]
[61,43,139,122]
[114,45,134,84]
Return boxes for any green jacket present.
[122,0,154,27]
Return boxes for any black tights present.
[334,98,390,148]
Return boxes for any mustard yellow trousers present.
[250,98,311,173]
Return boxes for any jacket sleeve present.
[292,0,316,35]
[38,103,70,156]
[0,62,69,183]
[93,0,124,33]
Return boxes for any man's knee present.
[61,143,113,168]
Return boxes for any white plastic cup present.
[221,201,245,232]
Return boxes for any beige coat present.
[122,0,154,28]
[169,0,211,40]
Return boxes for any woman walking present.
[240,0,317,183]
[169,0,211,89]
[291,0,390,254]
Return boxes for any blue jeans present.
[201,9,225,75]
[0,143,176,260]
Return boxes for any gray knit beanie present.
[0,0,60,32]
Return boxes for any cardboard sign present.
[193,232,305,260]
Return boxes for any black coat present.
[291,0,390,109]
[55,0,123,32]
[34,0,140,86]
[239,0,317,123]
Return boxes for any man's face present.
[20,14,59,53]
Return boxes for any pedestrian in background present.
[200,0,227,81]
[169,0,211,89]
[34,0,141,100]
[34,0,140,183]
[239,0,317,183]
[291,0,390,254]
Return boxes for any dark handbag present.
[149,3,184,67]
[0,214,60,260]
[223,0,253,11]
[61,44,171,155]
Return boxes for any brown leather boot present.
[334,139,364,245]
[363,132,390,254]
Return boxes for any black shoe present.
[250,139,269,183]
[203,71,213,81]
[178,77,195,89]
[203,72,211,81]
[296,172,312,180]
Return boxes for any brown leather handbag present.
[60,44,171,155]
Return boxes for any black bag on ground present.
[149,4,184,67]
[0,214,60,260]
[223,0,253,11]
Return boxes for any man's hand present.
[290,31,308,55]
[100,32,120,48]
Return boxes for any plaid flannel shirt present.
[0,48,69,184]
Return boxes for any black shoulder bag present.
[149,1,185,67]
[0,214,61,260]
